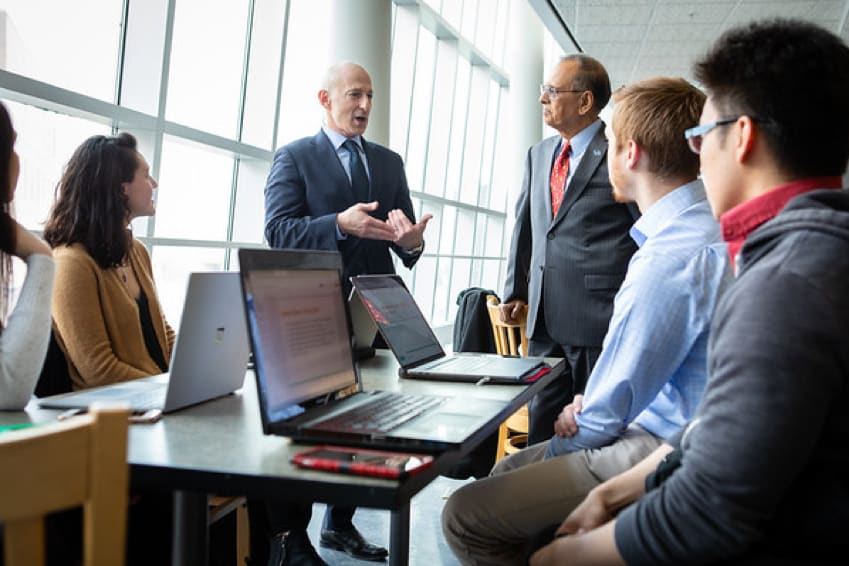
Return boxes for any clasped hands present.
[337,201,432,250]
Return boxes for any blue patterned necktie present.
[343,139,370,202]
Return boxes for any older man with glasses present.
[498,54,640,447]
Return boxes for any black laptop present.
[237,248,510,452]
[350,274,547,383]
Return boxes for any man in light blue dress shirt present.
[442,77,732,566]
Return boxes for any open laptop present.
[348,288,378,359]
[238,248,509,452]
[39,272,250,413]
[350,274,547,383]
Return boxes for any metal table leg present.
[389,502,411,566]
[172,491,209,566]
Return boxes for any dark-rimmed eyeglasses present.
[684,118,740,154]
[539,84,586,99]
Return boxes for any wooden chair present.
[485,295,531,461]
[208,495,250,565]
[0,405,129,566]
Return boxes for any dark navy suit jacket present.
[264,130,420,292]
[504,126,639,347]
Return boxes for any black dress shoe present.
[319,526,388,562]
[268,530,329,566]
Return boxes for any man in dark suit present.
[501,55,639,445]
[260,62,431,566]
[265,63,431,296]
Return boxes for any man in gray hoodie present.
[530,18,849,566]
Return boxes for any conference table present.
[8,351,563,566]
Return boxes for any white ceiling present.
[534,0,849,90]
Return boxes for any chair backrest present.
[0,406,130,566]
[485,295,529,357]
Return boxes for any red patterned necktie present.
[550,140,571,217]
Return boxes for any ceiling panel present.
[542,0,849,86]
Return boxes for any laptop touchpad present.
[393,412,482,441]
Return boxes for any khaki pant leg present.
[441,426,661,566]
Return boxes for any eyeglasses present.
[539,84,586,99]
[684,118,740,154]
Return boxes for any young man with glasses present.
[443,76,731,566]
[500,54,639,446]
[530,19,849,566]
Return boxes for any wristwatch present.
[404,241,424,254]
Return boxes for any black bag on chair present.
[35,329,72,397]
[452,287,499,354]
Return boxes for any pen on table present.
[56,408,86,421]
[475,376,491,386]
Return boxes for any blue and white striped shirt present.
[546,180,732,457]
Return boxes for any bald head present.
[319,62,373,138]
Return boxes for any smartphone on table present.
[291,446,434,479]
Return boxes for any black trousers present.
[247,501,356,562]
[527,331,601,446]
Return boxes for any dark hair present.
[563,54,612,113]
[612,77,705,181]
[0,102,15,325]
[694,19,849,178]
[44,133,139,268]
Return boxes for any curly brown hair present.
[44,132,139,268]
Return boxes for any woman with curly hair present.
[44,132,174,390]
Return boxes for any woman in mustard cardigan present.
[44,133,175,390]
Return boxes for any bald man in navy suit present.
[260,62,431,566]
[265,62,431,297]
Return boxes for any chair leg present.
[236,501,250,565]
[495,422,508,462]
[209,495,251,565]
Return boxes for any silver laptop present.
[238,248,509,452]
[350,274,547,383]
[39,272,250,413]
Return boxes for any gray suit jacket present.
[504,126,639,347]
[264,130,420,293]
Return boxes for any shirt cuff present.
[404,241,424,254]
[335,222,347,240]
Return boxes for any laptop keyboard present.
[75,383,165,410]
[313,392,446,435]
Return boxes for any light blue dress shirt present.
[322,125,371,183]
[322,125,372,240]
[553,119,603,190]
[546,180,732,458]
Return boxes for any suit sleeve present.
[386,151,422,269]
[503,147,533,303]
[264,146,339,250]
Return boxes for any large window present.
[1,0,514,332]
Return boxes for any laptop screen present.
[351,275,444,367]
[242,266,356,423]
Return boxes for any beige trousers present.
[441,425,662,566]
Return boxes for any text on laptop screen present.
[243,268,356,421]
[353,276,443,365]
